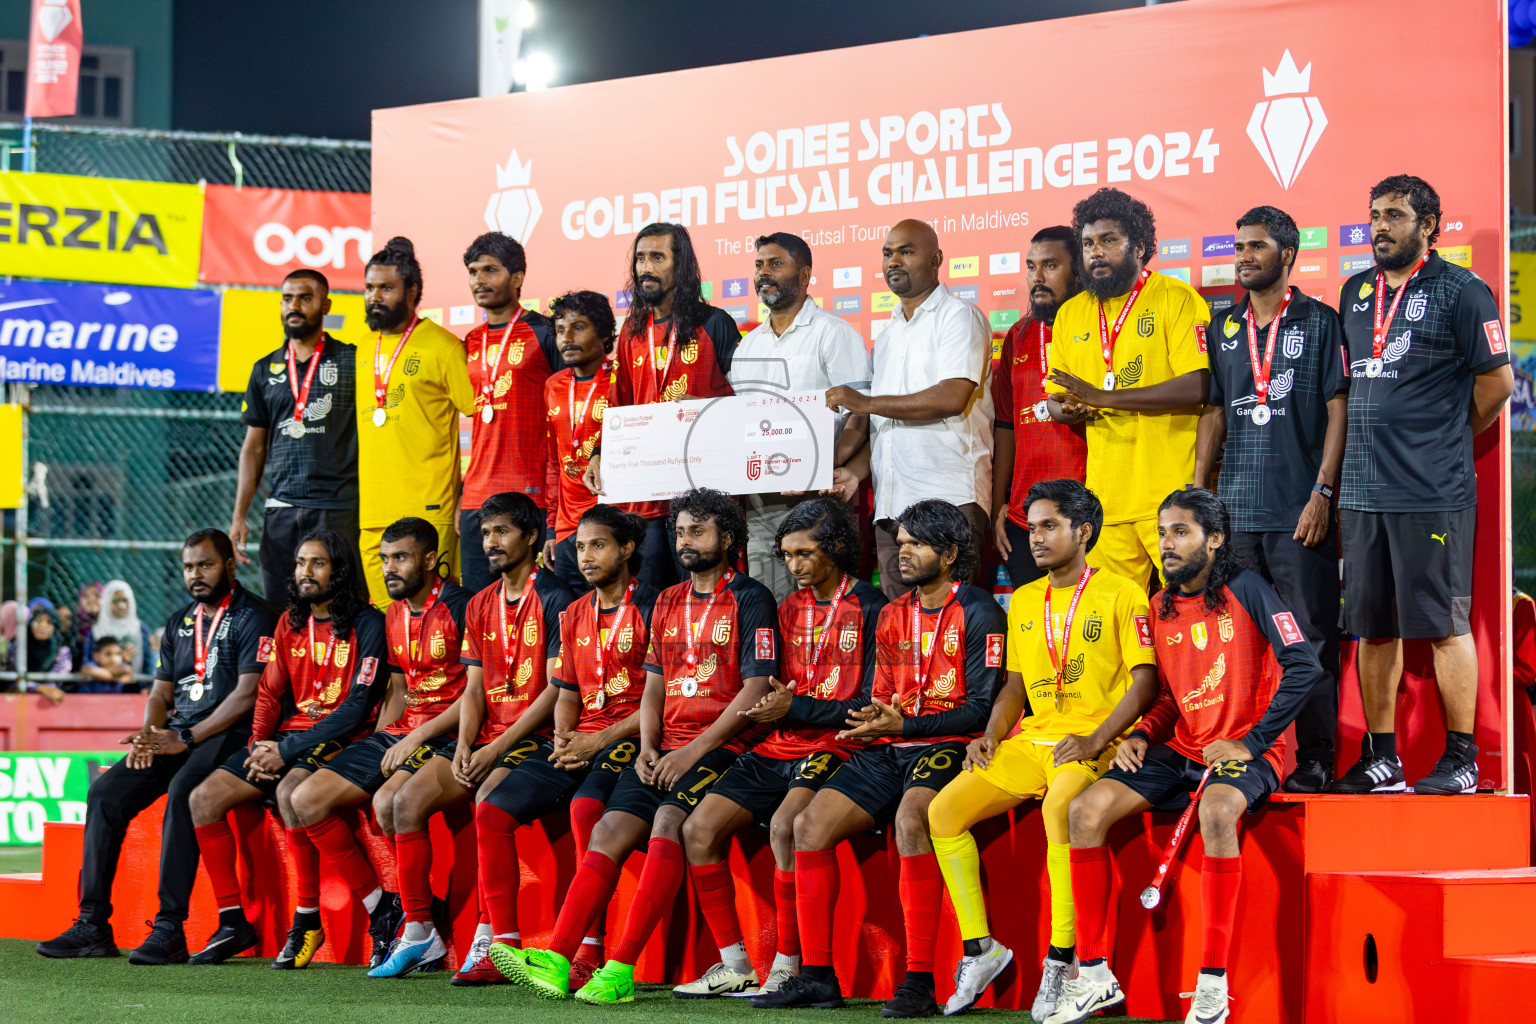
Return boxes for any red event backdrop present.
[200,185,372,291]
[373,0,1513,787]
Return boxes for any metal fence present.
[0,122,370,191]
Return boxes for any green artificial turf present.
[0,847,43,874]
[0,939,1175,1024]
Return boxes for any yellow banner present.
[217,289,371,393]
[0,404,21,509]
[1511,251,1536,341]
[0,172,204,288]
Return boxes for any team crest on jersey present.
[1222,319,1240,338]
[617,624,634,653]
[1135,615,1152,648]
[269,361,285,374]
[1137,312,1155,337]
[1083,612,1102,642]
[1217,612,1234,643]
[712,618,732,645]
[1283,328,1304,360]
[334,642,350,668]
[593,396,608,420]
[430,633,445,659]
[1272,611,1305,645]
[943,627,958,657]
[756,628,774,659]
[681,340,699,364]
[985,633,1003,667]
[403,354,421,376]
[920,631,934,655]
[320,363,338,386]
[1405,293,1427,322]
[507,340,527,364]
[839,627,858,653]
[523,618,539,647]
[1358,281,1374,299]
[1191,623,1208,650]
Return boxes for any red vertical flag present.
[25,0,83,119]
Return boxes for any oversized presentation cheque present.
[599,389,835,503]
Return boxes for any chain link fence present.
[0,123,370,191]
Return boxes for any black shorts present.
[1340,507,1474,640]
[823,742,967,820]
[497,735,554,770]
[481,737,640,821]
[1100,743,1278,813]
[709,749,844,823]
[437,738,487,762]
[316,731,404,794]
[396,734,458,774]
[603,747,739,823]
[216,731,347,796]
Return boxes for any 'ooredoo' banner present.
[199,185,372,291]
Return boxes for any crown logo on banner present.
[484,147,543,244]
[1246,50,1327,191]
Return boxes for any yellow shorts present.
[975,734,1117,800]
[360,517,459,608]
[1087,518,1159,589]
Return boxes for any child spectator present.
[78,636,135,693]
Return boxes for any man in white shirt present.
[827,219,994,599]
[730,233,872,599]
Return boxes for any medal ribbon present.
[479,309,525,410]
[593,578,639,688]
[684,570,734,671]
[910,581,962,713]
[287,335,326,424]
[1243,288,1294,406]
[1096,267,1150,382]
[648,317,680,398]
[500,569,540,686]
[373,317,420,416]
[1044,566,1095,708]
[306,613,338,704]
[568,358,611,450]
[406,577,444,674]
[801,573,852,687]
[1372,253,1429,359]
[193,591,233,686]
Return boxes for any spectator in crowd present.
[1046,188,1211,589]
[76,582,103,637]
[56,604,80,664]
[25,602,71,704]
[730,233,872,600]
[1,600,18,674]
[230,270,360,604]
[355,237,475,606]
[826,219,994,599]
[78,637,135,692]
[460,232,559,593]
[87,580,152,677]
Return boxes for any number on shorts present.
[912,748,954,780]
[677,768,721,807]
[602,741,638,772]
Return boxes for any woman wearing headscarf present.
[88,580,151,676]
[25,601,72,703]
[76,582,103,636]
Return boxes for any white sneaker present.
[748,962,798,997]
[1031,956,1078,1022]
[1042,961,1124,1024]
[944,939,1014,1015]
[1182,973,1231,1024]
[671,961,760,998]
[458,932,491,974]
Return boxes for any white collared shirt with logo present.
[727,297,872,393]
[868,283,994,521]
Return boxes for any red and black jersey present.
[252,606,391,762]
[994,317,1087,527]
[463,311,561,511]
[608,306,739,518]
[1133,569,1321,774]
[461,570,576,745]
[551,581,661,733]
[544,365,610,540]
[867,582,1006,746]
[383,580,473,735]
[757,578,886,761]
[642,571,779,752]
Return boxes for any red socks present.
[394,829,433,924]
[691,860,742,950]
[898,852,943,973]
[550,849,621,961]
[194,820,242,911]
[1071,846,1113,962]
[795,848,839,968]
[773,867,800,957]
[475,802,521,937]
[570,797,604,861]
[611,837,685,965]
[1200,854,1242,970]
[307,816,379,900]
[285,826,320,908]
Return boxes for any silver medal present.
[680,676,698,698]
[1102,371,1116,391]
[591,686,606,710]
[481,404,495,423]
[189,681,204,703]
[281,420,307,439]
[372,407,387,427]
[1033,400,1050,422]
[1250,404,1271,426]
[1365,357,1383,378]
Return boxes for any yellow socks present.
[932,831,989,941]
[1047,841,1075,949]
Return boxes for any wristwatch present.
[177,726,197,749]
[1312,483,1335,501]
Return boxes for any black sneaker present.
[1283,759,1333,793]
[36,917,118,959]
[272,911,325,970]
[129,921,188,965]
[188,918,259,965]
[881,976,938,1018]
[750,970,846,1009]
[1414,748,1480,795]
[1330,751,1405,794]
[368,891,403,969]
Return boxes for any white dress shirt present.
[868,283,994,521]
[728,297,872,393]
